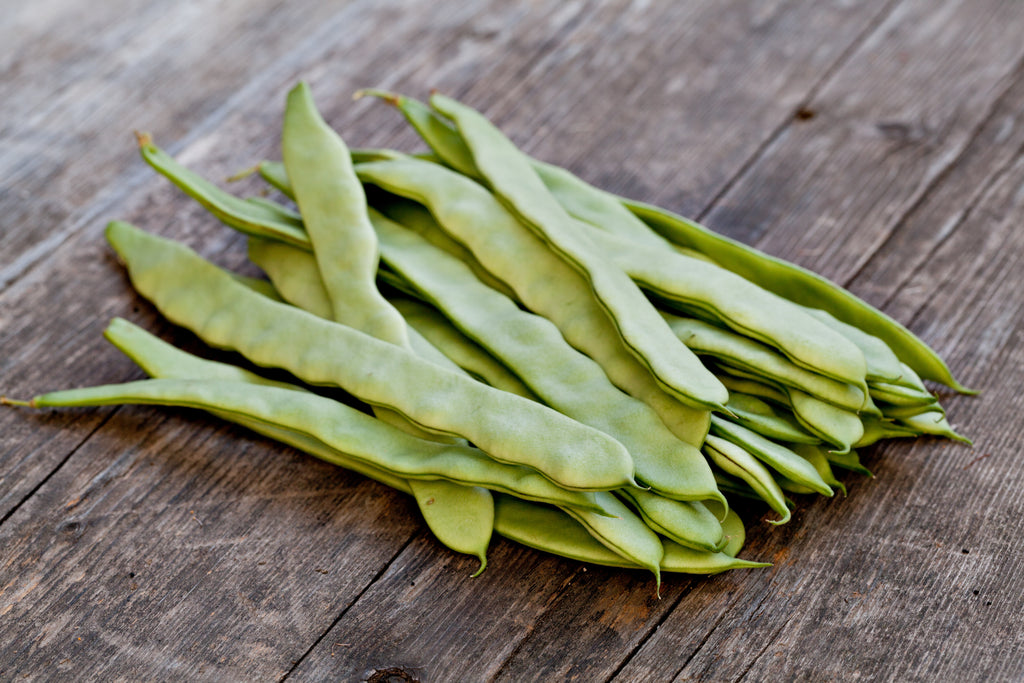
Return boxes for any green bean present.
[587,228,868,391]
[855,415,920,447]
[704,500,746,558]
[713,472,763,502]
[800,307,904,383]
[280,87,497,572]
[868,381,938,408]
[623,199,972,393]
[662,313,867,411]
[106,221,636,491]
[790,443,846,496]
[15,376,612,515]
[492,494,768,575]
[390,297,538,400]
[704,436,791,524]
[230,274,283,301]
[282,82,408,346]
[355,90,480,178]
[709,417,832,496]
[355,157,711,448]
[897,410,971,444]
[719,365,864,453]
[824,449,873,477]
[787,388,864,454]
[429,93,728,413]
[725,393,820,444]
[138,135,309,248]
[717,372,789,406]
[618,488,724,552]
[562,491,665,587]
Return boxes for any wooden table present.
[2,1,1022,680]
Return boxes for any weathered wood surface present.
[2,0,1023,680]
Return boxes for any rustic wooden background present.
[2,0,1023,680]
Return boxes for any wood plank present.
[0,408,421,681]
[701,0,1024,288]
[0,0,353,290]
[2,0,1022,679]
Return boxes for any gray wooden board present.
[2,0,1023,680]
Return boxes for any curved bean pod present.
[138,136,308,247]
[282,81,409,346]
[662,313,866,411]
[106,221,636,492]
[618,488,724,553]
[492,495,768,576]
[19,377,610,514]
[355,157,711,448]
[430,93,728,412]
[562,491,665,588]
[587,228,868,391]
[725,393,820,444]
[623,199,971,393]
[704,436,791,525]
[369,207,721,502]
[709,417,833,497]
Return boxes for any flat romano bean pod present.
[709,417,833,497]
[103,318,494,570]
[704,435,791,525]
[138,136,309,248]
[370,207,721,502]
[562,491,665,588]
[725,393,820,444]
[855,415,920,447]
[623,199,971,393]
[280,85,495,574]
[492,495,767,576]
[587,228,868,391]
[618,488,725,553]
[800,307,904,383]
[390,296,538,400]
[824,449,873,477]
[662,313,866,411]
[12,377,610,514]
[430,93,728,413]
[868,381,938,408]
[721,365,864,453]
[790,443,846,496]
[248,236,495,381]
[281,81,409,346]
[106,221,636,492]
[898,410,971,444]
[355,157,711,448]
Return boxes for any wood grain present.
[2,0,1023,680]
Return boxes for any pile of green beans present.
[3,82,972,586]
